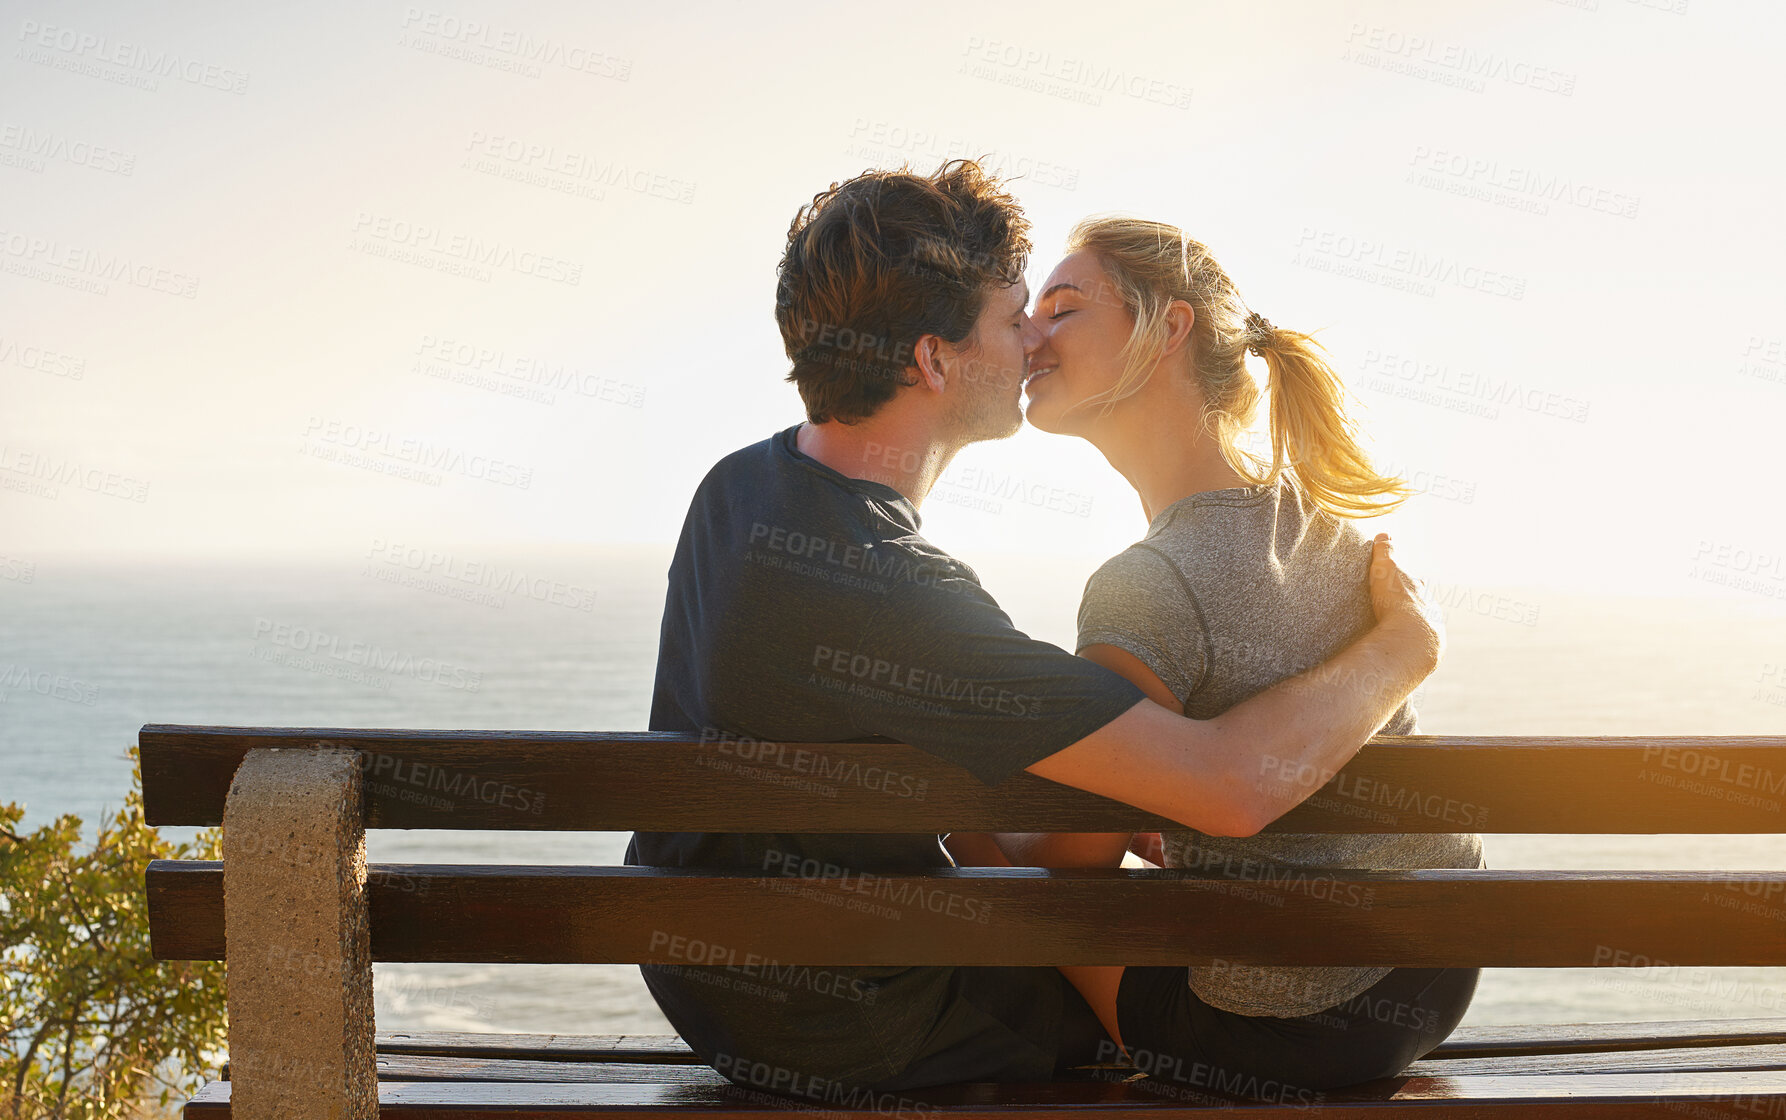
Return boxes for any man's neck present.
[795,415,961,508]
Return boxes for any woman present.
[1006,217,1483,1093]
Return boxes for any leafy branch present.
[1,750,226,1120]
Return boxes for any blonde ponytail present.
[1251,322,1408,517]
[1066,218,1407,519]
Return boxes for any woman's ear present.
[1160,299,1196,357]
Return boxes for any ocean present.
[3,549,1784,1036]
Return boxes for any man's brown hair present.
[776,160,1031,425]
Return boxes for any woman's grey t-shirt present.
[1076,478,1482,1018]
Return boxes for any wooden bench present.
[142,724,1786,1117]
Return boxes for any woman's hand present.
[1367,534,1444,677]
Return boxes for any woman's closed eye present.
[1048,308,1075,321]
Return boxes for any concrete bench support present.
[222,747,375,1120]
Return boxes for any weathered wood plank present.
[139,725,1786,834]
[376,1033,699,1064]
[1434,1017,1786,1059]
[1406,1043,1786,1077]
[367,1046,1786,1084]
[180,1071,1786,1117]
[368,1019,1786,1066]
[148,856,225,963]
[372,1056,725,1085]
[148,862,1786,967]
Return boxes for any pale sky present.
[4,0,1785,601]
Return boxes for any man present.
[624,160,1441,1096]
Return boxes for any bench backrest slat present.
[146,861,1786,968]
[138,726,1786,834]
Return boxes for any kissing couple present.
[626,159,1481,1101]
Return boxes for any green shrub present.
[2,756,225,1119]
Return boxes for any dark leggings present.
[1103,965,1479,1099]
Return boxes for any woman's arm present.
[991,644,1182,868]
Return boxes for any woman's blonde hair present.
[1065,217,1406,518]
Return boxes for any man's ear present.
[1161,300,1196,357]
[909,334,950,393]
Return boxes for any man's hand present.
[1367,533,1444,680]
[1026,534,1448,837]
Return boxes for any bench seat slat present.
[138,726,1786,834]
[369,1019,1786,1065]
[1406,1043,1786,1077]
[1435,1017,1786,1058]
[181,1071,1786,1116]
[368,1046,1786,1084]
[377,1033,701,1063]
[148,861,1786,967]
[374,1057,724,1085]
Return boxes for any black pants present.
[767,963,1473,1101]
[872,965,1105,1090]
[1111,964,1481,1100]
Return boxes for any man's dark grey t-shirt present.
[625,426,1144,1086]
